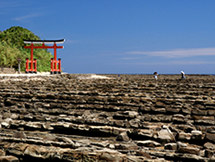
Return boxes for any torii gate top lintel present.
[23,39,65,44]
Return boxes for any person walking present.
[181,71,186,79]
[154,72,158,81]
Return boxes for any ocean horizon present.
[94,73,215,76]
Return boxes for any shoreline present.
[0,73,214,76]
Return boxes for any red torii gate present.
[23,39,65,74]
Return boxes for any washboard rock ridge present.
[0,74,215,161]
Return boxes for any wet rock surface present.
[0,74,214,161]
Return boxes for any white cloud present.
[115,60,215,66]
[0,1,22,9]
[65,39,80,44]
[14,13,42,22]
[120,57,142,60]
[126,48,215,58]
[169,60,215,65]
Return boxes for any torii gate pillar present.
[51,43,63,74]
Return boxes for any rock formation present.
[0,74,214,161]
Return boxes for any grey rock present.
[1,118,12,128]
[177,132,192,141]
[205,149,214,158]
[177,141,188,148]
[0,156,19,162]
[123,111,139,118]
[164,143,177,150]
[204,142,215,150]
[116,132,129,141]
[205,133,215,143]
[11,114,18,119]
[136,151,151,159]
[191,130,202,136]
[13,131,26,139]
[136,140,161,147]
[177,146,200,155]
[42,134,57,142]
[91,141,109,147]
[157,125,175,143]
[115,143,138,150]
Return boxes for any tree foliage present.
[0,26,54,72]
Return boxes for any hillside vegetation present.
[0,26,54,72]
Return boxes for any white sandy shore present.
[0,73,111,79]
[0,72,51,77]
[78,74,110,79]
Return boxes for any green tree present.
[0,26,54,72]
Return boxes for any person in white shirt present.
[181,71,186,79]
[154,72,158,81]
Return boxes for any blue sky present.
[1,0,215,74]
